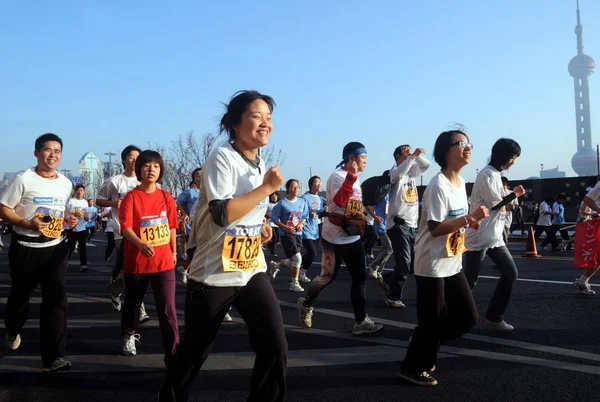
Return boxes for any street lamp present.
[105,152,116,177]
[540,164,544,179]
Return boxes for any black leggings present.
[105,231,116,261]
[67,230,87,266]
[267,227,280,255]
[301,238,319,273]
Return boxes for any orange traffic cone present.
[522,226,542,258]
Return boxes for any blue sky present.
[1,0,599,192]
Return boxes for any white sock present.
[578,275,589,283]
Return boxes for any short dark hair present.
[74,184,85,191]
[557,193,567,201]
[135,150,165,182]
[501,176,509,185]
[433,129,469,170]
[489,138,521,168]
[269,192,279,201]
[219,90,276,142]
[308,176,321,189]
[191,167,202,181]
[393,144,410,160]
[35,133,63,152]
[121,145,142,168]
[285,179,299,193]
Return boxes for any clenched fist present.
[263,167,284,193]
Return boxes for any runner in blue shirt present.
[85,198,99,246]
[176,167,202,240]
[299,176,326,282]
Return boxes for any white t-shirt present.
[414,172,469,278]
[465,165,506,251]
[387,155,431,229]
[504,190,518,229]
[65,198,89,232]
[322,168,363,245]
[98,173,139,240]
[267,201,278,227]
[0,168,72,248]
[537,201,552,226]
[187,142,268,287]
[100,208,114,232]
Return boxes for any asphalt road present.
[0,231,599,402]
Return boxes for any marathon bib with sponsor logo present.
[346,199,364,216]
[140,216,171,247]
[34,207,64,239]
[222,224,263,272]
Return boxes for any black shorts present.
[281,234,302,258]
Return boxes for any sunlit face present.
[123,151,140,172]
[350,153,368,172]
[310,178,322,193]
[75,187,85,200]
[502,155,518,171]
[448,134,472,167]
[34,141,62,172]
[233,99,273,150]
[287,181,300,197]
[141,161,161,184]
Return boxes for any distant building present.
[78,151,104,201]
[540,166,566,179]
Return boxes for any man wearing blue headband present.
[297,142,384,335]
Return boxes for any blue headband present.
[336,147,367,168]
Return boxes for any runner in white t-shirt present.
[463,138,525,332]
[160,90,286,402]
[65,184,91,272]
[400,129,488,387]
[297,142,384,336]
[0,133,78,372]
[535,197,560,250]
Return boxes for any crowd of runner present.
[1,90,599,400]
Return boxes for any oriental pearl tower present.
[570,0,596,176]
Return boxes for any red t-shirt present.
[119,187,178,274]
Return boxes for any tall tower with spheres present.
[569,0,596,176]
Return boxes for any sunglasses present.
[450,141,474,150]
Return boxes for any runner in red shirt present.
[119,150,179,366]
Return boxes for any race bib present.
[446,230,467,257]
[222,225,263,272]
[403,187,418,204]
[35,207,64,239]
[140,217,171,247]
[346,200,364,216]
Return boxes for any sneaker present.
[42,357,72,372]
[86,242,96,247]
[110,295,122,312]
[399,370,438,386]
[297,297,313,328]
[5,333,21,350]
[177,266,189,285]
[223,312,233,322]
[122,334,141,356]
[352,316,384,336]
[268,261,280,279]
[574,279,595,295]
[298,273,311,283]
[80,265,88,272]
[376,272,383,280]
[384,298,406,309]
[367,268,378,279]
[366,253,374,259]
[289,282,305,292]
[139,312,150,324]
[484,319,514,331]
[376,276,390,294]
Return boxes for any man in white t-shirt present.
[97,145,145,316]
[535,197,559,251]
[380,144,431,309]
[0,133,78,372]
[65,184,91,272]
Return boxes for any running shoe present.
[384,298,406,309]
[297,297,313,328]
[366,253,374,259]
[122,334,141,356]
[289,282,304,292]
[139,312,150,324]
[110,295,122,312]
[268,261,280,279]
[298,272,311,283]
[367,268,378,279]
[353,316,384,335]
[80,265,88,272]
[399,370,438,386]
[42,358,72,372]
[223,312,233,322]
[5,333,21,350]
[574,279,595,295]
[86,242,96,247]
[483,319,514,331]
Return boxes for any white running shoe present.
[122,334,140,356]
[298,273,311,283]
[297,297,313,328]
[574,279,595,295]
[80,265,88,272]
[268,261,280,279]
[110,295,122,312]
[42,357,72,372]
[5,333,21,350]
[289,282,304,292]
[367,268,378,279]
[484,319,514,332]
[86,242,96,247]
[223,312,233,322]
[353,316,384,336]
